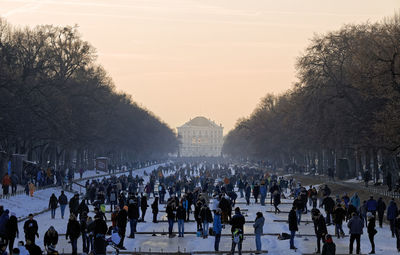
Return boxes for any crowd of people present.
[0,161,400,255]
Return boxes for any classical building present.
[177,116,223,157]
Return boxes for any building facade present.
[177,116,223,157]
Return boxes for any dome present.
[185,116,218,127]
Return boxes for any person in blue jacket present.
[260,184,267,206]
[350,193,360,211]
[366,196,378,216]
[213,208,222,251]
[387,199,398,237]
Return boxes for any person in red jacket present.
[2,174,11,197]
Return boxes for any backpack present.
[232,229,241,244]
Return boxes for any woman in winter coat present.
[6,212,18,255]
[151,197,159,223]
[367,212,376,254]
[350,193,360,211]
[66,214,81,255]
[213,209,222,251]
[387,199,398,237]
[253,212,265,253]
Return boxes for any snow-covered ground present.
[3,164,399,254]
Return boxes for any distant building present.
[177,116,223,157]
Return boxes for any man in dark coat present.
[23,214,38,243]
[58,191,68,219]
[128,199,139,238]
[69,194,80,217]
[333,204,346,238]
[5,212,18,255]
[288,206,298,250]
[312,209,327,254]
[347,212,364,255]
[376,197,386,228]
[91,214,108,255]
[116,206,128,249]
[140,195,148,222]
[48,194,58,219]
[321,196,335,225]
[230,207,245,254]
[66,214,81,255]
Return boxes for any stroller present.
[90,229,122,255]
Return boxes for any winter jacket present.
[314,215,327,237]
[347,215,364,235]
[367,217,376,235]
[23,219,38,237]
[200,206,213,223]
[0,210,9,237]
[321,240,336,255]
[58,193,68,205]
[5,215,18,239]
[293,198,304,211]
[366,198,377,212]
[253,216,265,235]
[333,206,346,224]
[66,219,81,240]
[116,209,128,229]
[387,200,398,220]
[322,197,335,213]
[176,206,186,220]
[288,210,298,231]
[49,195,58,209]
[18,244,30,255]
[166,202,176,220]
[350,194,360,209]
[377,199,386,215]
[26,243,42,255]
[213,214,222,235]
[230,212,245,233]
[151,201,159,214]
[44,230,58,246]
[128,202,140,220]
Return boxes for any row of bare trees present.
[0,19,178,174]
[223,14,400,180]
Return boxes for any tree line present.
[223,14,400,181]
[0,18,178,174]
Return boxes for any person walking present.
[48,194,58,219]
[200,204,213,238]
[273,191,281,214]
[367,212,377,254]
[140,194,148,222]
[333,203,346,238]
[253,212,265,253]
[387,199,398,237]
[288,206,298,250]
[176,202,186,237]
[58,191,68,219]
[230,207,245,255]
[347,212,364,255]
[66,214,80,255]
[5,212,18,255]
[116,206,128,249]
[376,197,386,228]
[23,214,38,244]
[166,200,176,238]
[128,199,139,238]
[312,209,327,254]
[213,209,222,251]
[151,197,159,223]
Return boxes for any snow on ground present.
[4,164,400,254]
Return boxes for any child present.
[322,234,336,255]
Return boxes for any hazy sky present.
[1,0,399,133]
